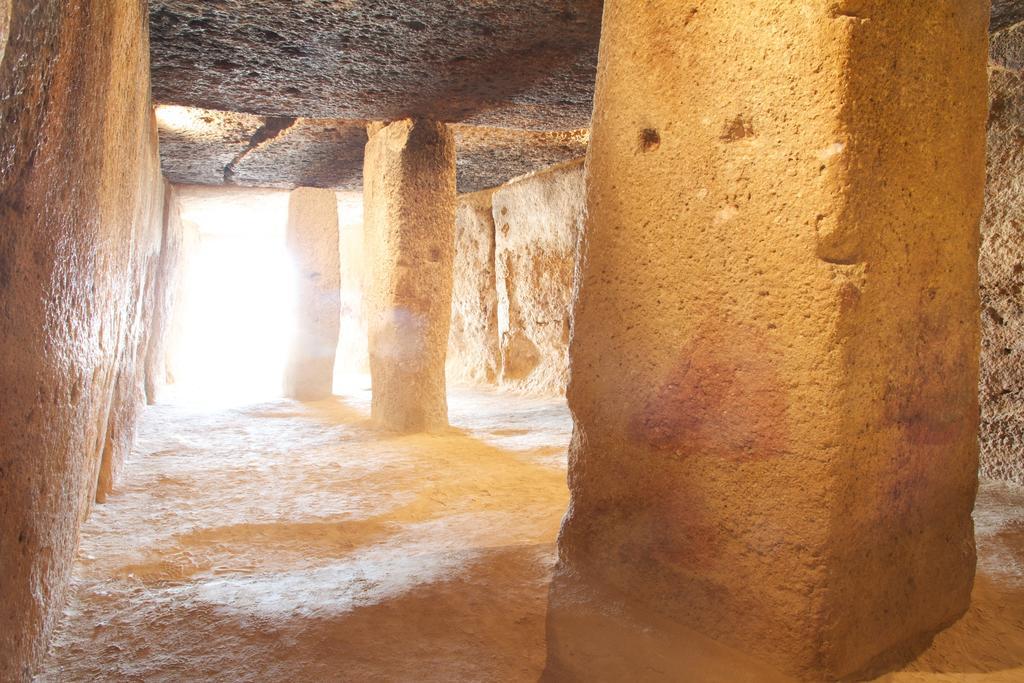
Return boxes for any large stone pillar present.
[980,22,1024,486]
[363,119,455,432]
[549,2,989,681]
[284,187,341,401]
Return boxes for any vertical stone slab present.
[550,2,988,681]
[363,119,455,432]
[448,188,501,386]
[144,181,185,404]
[492,159,584,396]
[284,187,341,401]
[0,0,164,676]
[980,23,1024,486]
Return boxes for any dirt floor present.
[36,381,1024,682]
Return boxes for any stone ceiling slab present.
[229,118,367,190]
[452,126,587,193]
[150,0,602,131]
[158,106,588,193]
[993,0,1024,32]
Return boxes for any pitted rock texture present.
[0,0,166,677]
[156,106,265,186]
[552,2,987,681]
[229,119,367,190]
[492,159,584,396]
[448,189,501,386]
[157,106,587,193]
[453,126,588,192]
[158,108,366,190]
[991,19,1024,70]
[150,0,601,130]
[993,1,1024,32]
[364,120,456,432]
[284,188,342,401]
[980,42,1024,486]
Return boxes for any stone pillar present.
[363,119,455,432]
[284,187,341,401]
[980,22,1024,486]
[549,2,989,681]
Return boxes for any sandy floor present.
[37,382,1024,682]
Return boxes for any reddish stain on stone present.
[628,323,788,462]
[883,311,973,449]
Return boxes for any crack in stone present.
[223,116,297,184]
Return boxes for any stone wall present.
[447,188,501,386]
[981,21,1024,486]
[0,0,168,677]
[447,159,584,396]
[493,159,584,395]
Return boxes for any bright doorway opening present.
[166,189,296,406]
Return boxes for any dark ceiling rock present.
[157,106,588,193]
[452,126,587,193]
[149,0,602,131]
[993,0,1024,33]
[228,118,368,190]
[992,19,1024,70]
[156,107,264,186]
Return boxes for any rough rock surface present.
[980,26,1024,486]
[492,160,584,396]
[0,0,167,677]
[991,20,1024,70]
[156,106,265,186]
[229,119,367,190]
[284,188,342,401]
[149,0,601,130]
[453,126,588,193]
[448,189,501,386]
[157,106,587,193]
[157,108,366,190]
[364,120,456,432]
[550,2,988,681]
[993,1,1024,32]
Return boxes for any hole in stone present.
[639,128,661,152]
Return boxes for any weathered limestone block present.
[492,159,584,396]
[549,2,988,681]
[144,182,186,404]
[980,24,1024,486]
[447,189,501,386]
[284,187,341,400]
[363,119,455,432]
[0,0,166,677]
